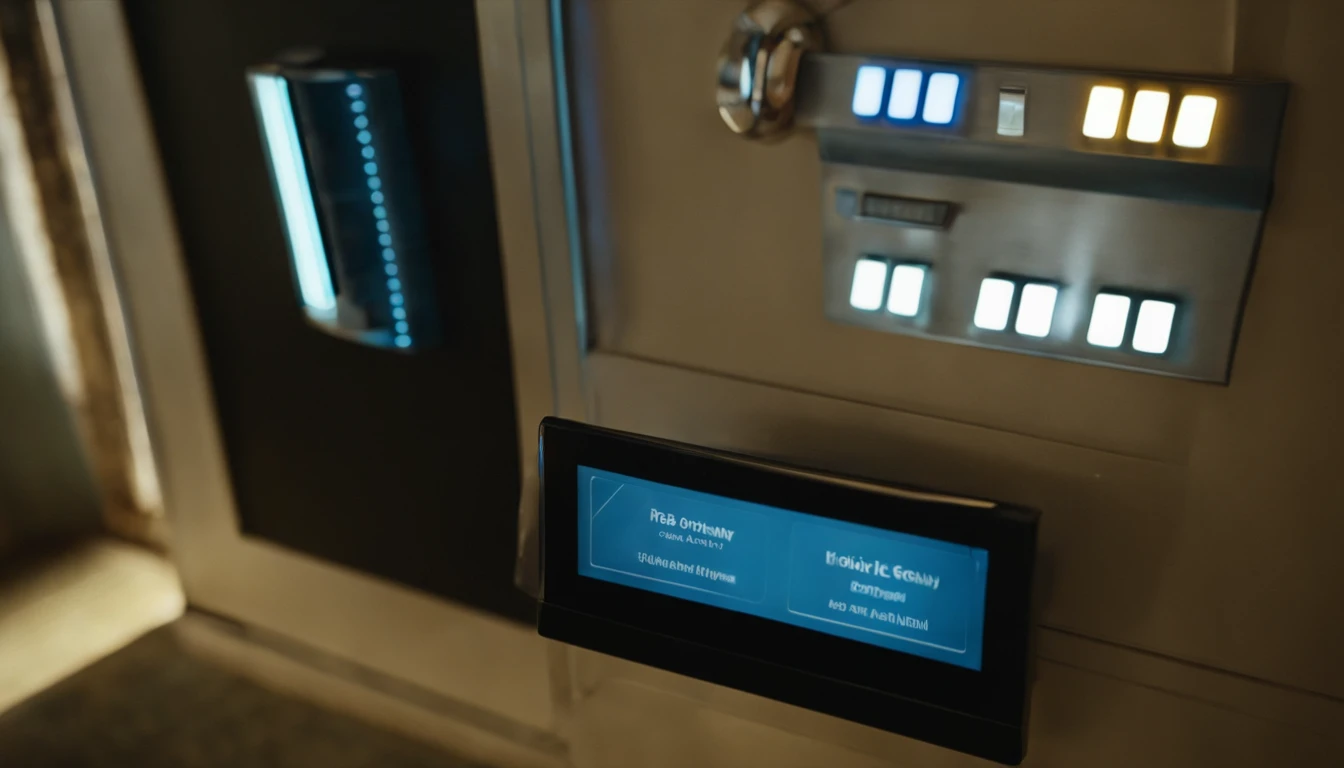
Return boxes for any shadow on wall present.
[0,206,102,552]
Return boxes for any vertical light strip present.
[250,74,335,312]
[347,82,411,349]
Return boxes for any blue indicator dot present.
[381,247,396,261]
[350,100,366,113]
[361,146,375,159]
[367,177,382,190]
[370,191,384,204]
[392,307,407,320]
[395,321,409,334]
[387,278,402,291]
[394,335,412,348]
[389,293,404,306]
[353,115,369,129]
[346,83,363,98]
[357,130,372,144]
[384,263,398,276]
[373,206,387,219]
[363,162,378,176]
[378,234,392,246]
[376,220,390,233]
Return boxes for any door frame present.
[49,0,585,743]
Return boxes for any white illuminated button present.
[849,258,889,311]
[852,65,887,117]
[973,278,1016,331]
[1014,283,1058,338]
[886,264,927,317]
[997,87,1026,137]
[1086,293,1132,347]
[1126,90,1170,143]
[1173,95,1218,148]
[886,69,923,120]
[1132,299,1177,354]
[922,73,960,124]
[1083,85,1125,139]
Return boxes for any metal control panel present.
[796,55,1288,382]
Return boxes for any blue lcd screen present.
[577,466,990,670]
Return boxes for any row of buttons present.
[849,258,1179,356]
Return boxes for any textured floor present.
[0,625,485,768]
[0,538,183,715]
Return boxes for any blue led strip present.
[347,83,412,349]
[250,74,336,313]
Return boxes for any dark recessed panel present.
[120,0,530,621]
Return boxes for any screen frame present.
[538,417,1038,742]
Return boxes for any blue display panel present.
[577,466,990,670]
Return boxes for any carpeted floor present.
[0,625,485,768]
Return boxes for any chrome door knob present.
[716,0,823,140]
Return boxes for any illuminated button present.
[922,73,960,125]
[997,87,1026,137]
[1173,95,1218,148]
[849,258,889,311]
[886,264,927,317]
[1014,283,1058,338]
[1086,293,1132,348]
[1083,85,1125,139]
[1126,90,1170,143]
[887,69,923,120]
[851,65,887,117]
[1132,300,1177,354]
[973,278,1016,331]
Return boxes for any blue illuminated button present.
[922,72,960,125]
[887,69,923,120]
[851,65,887,117]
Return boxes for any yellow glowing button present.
[1173,95,1218,148]
[1082,85,1125,139]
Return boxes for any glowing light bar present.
[250,74,336,313]
[1132,300,1177,354]
[1126,90,1170,143]
[887,69,924,120]
[922,73,960,125]
[1014,283,1058,338]
[851,66,887,117]
[886,264,927,317]
[1086,293,1131,348]
[1173,95,1218,148]
[1083,85,1125,140]
[973,278,1015,331]
[849,258,889,311]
